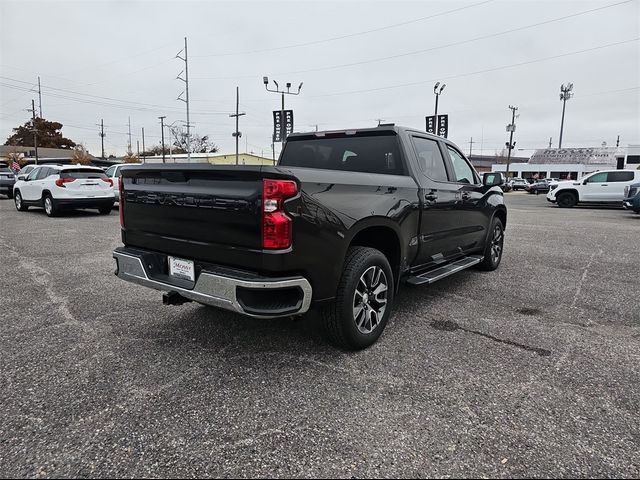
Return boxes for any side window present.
[412,137,448,182]
[446,146,477,184]
[585,172,607,183]
[37,167,51,180]
[26,168,40,181]
[607,171,634,182]
[105,166,116,177]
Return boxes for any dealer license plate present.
[168,256,195,281]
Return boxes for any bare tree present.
[71,144,92,165]
[169,126,218,154]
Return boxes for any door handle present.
[461,192,471,200]
[601,184,608,186]
[425,191,438,201]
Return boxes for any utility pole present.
[468,137,475,157]
[136,140,140,158]
[99,119,106,159]
[176,37,191,161]
[558,83,573,148]
[616,135,620,147]
[548,137,552,148]
[271,140,276,165]
[229,86,246,165]
[141,127,146,162]
[37,76,43,117]
[28,100,38,164]
[505,105,518,179]
[158,116,166,163]
[263,76,303,145]
[127,116,132,152]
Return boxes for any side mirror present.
[17,174,26,181]
[483,172,504,187]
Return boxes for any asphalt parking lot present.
[0,192,638,478]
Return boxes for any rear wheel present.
[321,247,394,350]
[98,205,113,215]
[557,191,577,208]
[478,217,504,271]
[6,190,13,199]
[43,194,57,217]
[14,191,27,211]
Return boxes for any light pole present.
[263,76,303,144]
[433,82,446,121]
[558,83,573,148]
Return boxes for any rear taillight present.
[55,177,74,187]
[119,174,125,228]
[102,178,113,186]
[262,179,298,249]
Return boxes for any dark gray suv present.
[0,164,16,199]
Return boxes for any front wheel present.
[14,191,28,211]
[321,247,394,350]
[557,191,577,208]
[478,217,504,271]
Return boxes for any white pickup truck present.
[547,169,640,208]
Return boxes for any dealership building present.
[491,145,640,180]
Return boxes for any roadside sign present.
[426,115,436,135]
[273,110,294,143]
[426,114,448,138]
[437,114,448,138]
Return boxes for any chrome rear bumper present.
[113,250,312,318]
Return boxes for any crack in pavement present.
[430,319,552,357]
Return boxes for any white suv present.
[104,163,140,202]
[13,164,115,216]
[547,169,640,208]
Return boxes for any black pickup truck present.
[113,126,506,349]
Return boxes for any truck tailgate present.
[120,165,277,263]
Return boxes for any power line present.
[192,0,495,58]
[0,76,231,115]
[194,0,634,80]
[308,37,640,98]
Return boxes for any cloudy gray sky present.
[1,0,638,158]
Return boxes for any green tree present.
[4,117,77,149]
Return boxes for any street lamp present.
[558,83,573,148]
[433,82,446,119]
[263,76,303,143]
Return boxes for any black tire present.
[6,190,13,199]
[98,205,113,215]
[43,194,57,217]
[478,217,504,271]
[321,247,394,350]
[14,191,28,211]
[557,191,577,208]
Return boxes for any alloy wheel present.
[353,266,388,334]
[491,224,504,264]
[44,197,52,215]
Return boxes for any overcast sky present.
[1,0,638,158]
